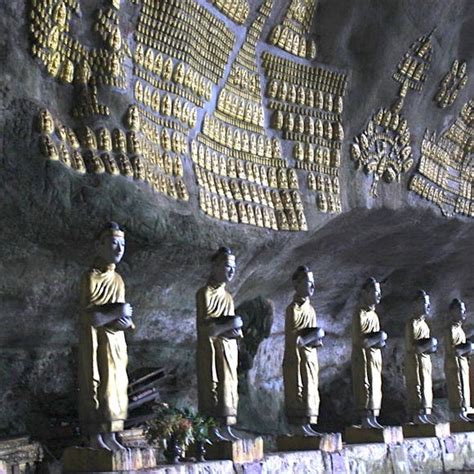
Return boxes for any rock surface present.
[0,0,473,441]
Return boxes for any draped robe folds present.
[445,322,471,410]
[78,263,128,435]
[196,283,239,421]
[351,308,383,414]
[404,316,433,412]
[283,297,320,422]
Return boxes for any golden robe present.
[283,297,319,422]
[78,263,128,434]
[404,316,432,412]
[445,322,471,410]
[352,308,383,414]
[196,283,238,420]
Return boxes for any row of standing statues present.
[78,222,473,451]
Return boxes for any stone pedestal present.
[205,437,263,463]
[276,433,342,453]
[403,422,450,438]
[344,426,404,444]
[62,446,157,472]
[449,421,474,433]
[0,436,43,474]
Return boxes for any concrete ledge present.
[57,432,474,473]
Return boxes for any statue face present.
[212,256,236,284]
[414,293,431,317]
[294,271,315,298]
[96,233,125,265]
[451,300,466,323]
[363,281,382,306]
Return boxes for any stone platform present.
[56,431,474,473]
[403,422,450,438]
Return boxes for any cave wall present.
[0,0,473,438]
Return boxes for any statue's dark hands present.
[208,315,243,338]
[456,341,474,357]
[416,337,438,354]
[107,315,133,331]
[364,330,388,349]
[297,327,325,348]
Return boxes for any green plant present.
[182,408,216,444]
[144,404,194,449]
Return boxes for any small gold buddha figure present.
[284,266,324,436]
[176,178,189,201]
[58,143,71,167]
[101,153,120,175]
[144,48,154,70]
[288,169,299,190]
[108,53,121,77]
[116,153,134,178]
[317,192,327,212]
[126,131,141,155]
[237,160,246,180]
[153,53,163,76]
[66,128,80,150]
[444,298,474,422]
[161,94,172,116]
[81,127,98,151]
[160,128,172,151]
[230,180,242,200]
[40,135,59,160]
[39,109,55,135]
[109,27,122,51]
[72,150,86,174]
[162,58,174,81]
[306,117,315,136]
[228,200,238,223]
[47,51,61,77]
[404,290,438,424]
[97,128,112,152]
[219,197,229,221]
[276,209,289,231]
[246,203,256,226]
[238,202,248,224]
[134,44,144,66]
[308,172,316,191]
[112,129,127,153]
[250,134,257,156]
[131,155,147,181]
[267,79,279,98]
[352,278,387,429]
[60,59,74,83]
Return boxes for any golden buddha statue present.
[78,222,134,451]
[352,278,387,429]
[445,299,474,422]
[404,290,438,424]
[196,248,243,441]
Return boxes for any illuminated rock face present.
[0,0,472,437]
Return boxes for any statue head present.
[361,277,381,308]
[95,222,125,265]
[292,265,315,299]
[210,247,236,285]
[413,289,431,317]
[449,298,466,324]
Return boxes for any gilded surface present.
[351,308,382,414]
[196,283,238,420]
[404,316,433,412]
[283,296,320,421]
[445,322,471,410]
[78,262,128,435]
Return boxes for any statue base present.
[276,433,342,453]
[403,422,450,438]
[62,446,157,472]
[344,426,404,444]
[205,437,263,463]
[450,421,474,433]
